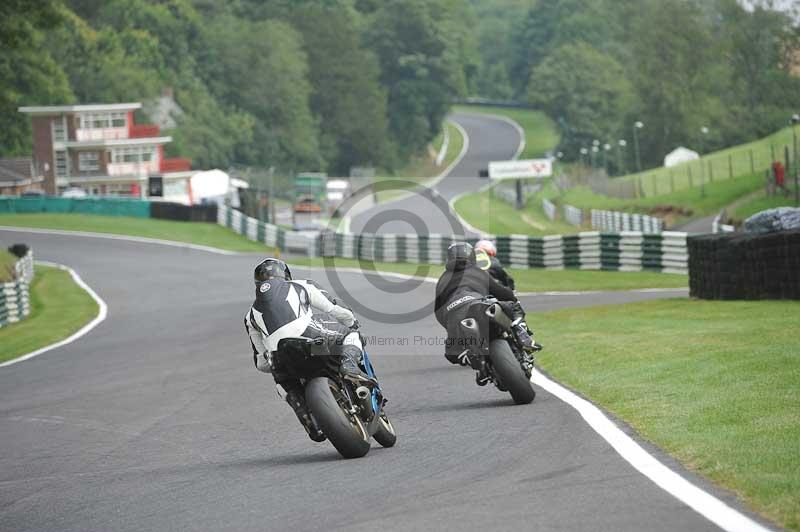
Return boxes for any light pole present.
[591,146,599,169]
[618,139,627,175]
[580,147,588,167]
[792,114,799,206]
[700,126,709,154]
[603,143,611,174]
[633,121,644,173]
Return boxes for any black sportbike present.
[271,335,396,459]
[457,297,539,404]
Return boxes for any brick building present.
[18,103,191,197]
[0,158,44,196]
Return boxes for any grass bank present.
[0,213,273,253]
[730,190,799,222]
[455,172,765,236]
[533,299,800,530]
[0,265,99,363]
[620,126,796,197]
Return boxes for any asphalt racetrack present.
[0,229,765,532]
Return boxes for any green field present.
[534,299,800,530]
[0,213,273,252]
[0,265,99,363]
[454,104,560,159]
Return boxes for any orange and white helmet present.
[474,239,497,257]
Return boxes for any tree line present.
[471,0,800,172]
[1,0,476,175]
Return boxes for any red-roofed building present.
[18,103,192,197]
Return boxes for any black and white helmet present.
[254,258,292,284]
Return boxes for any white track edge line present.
[0,226,238,255]
[0,261,108,369]
[529,369,773,532]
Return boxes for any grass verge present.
[0,250,17,282]
[293,256,687,292]
[453,104,560,159]
[533,299,800,530]
[0,265,99,363]
[730,191,800,222]
[0,213,274,253]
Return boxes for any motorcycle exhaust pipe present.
[355,386,371,400]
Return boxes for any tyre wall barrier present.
[563,204,584,226]
[591,209,664,233]
[150,202,217,222]
[217,206,688,273]
[688,230,800,299]
[0,248,34,328]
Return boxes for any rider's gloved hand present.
[349,319,360,331]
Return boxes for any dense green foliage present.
[470,0,800,171]
[0,0,476,175]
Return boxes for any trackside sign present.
[489,159,552,180]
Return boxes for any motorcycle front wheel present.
[489,339,535,405]
[305,377,371,459]
[372,412,397,448]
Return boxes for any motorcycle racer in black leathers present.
[244,258,374,442]
[434,243,533,368]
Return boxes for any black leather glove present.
[349,319,360,331]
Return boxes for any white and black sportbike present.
[457,297,540,405]
[270,334,396,459]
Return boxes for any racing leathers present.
[243,278,369,440]
[434,263,533,366]
[475,249,516,290]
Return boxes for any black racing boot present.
[284,387,326,442]
[514,321,534,352]
[339,346,376,385]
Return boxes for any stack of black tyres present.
[688,230,800,300]
[149,202,218,222]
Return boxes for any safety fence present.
[591,209,664,233]
[0,247,34,328]
[219,205,688,273]
[0,196,217,222]
[542,198,557,221]
[563,204,584,226]
[0,197,151,217]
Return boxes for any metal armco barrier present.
[219,206,688,273]
[563,204,584,226]
[591,209,665,233]
[0,249,34,328]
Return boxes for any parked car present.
[61,188,88,198]
[294,196,322,213]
